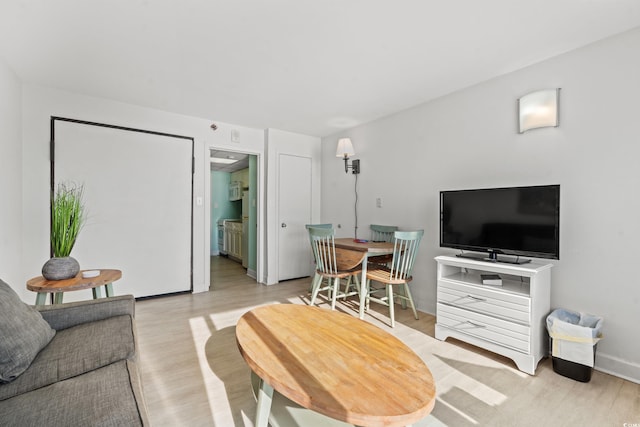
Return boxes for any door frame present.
[265,129,322,285]
[205,144,264,286]
[50,116,195,294]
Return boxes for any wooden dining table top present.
[236,304,436,427]
[333,238,395,253]
[332,238,395,270]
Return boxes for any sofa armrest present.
[35,295,135,331]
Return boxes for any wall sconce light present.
[336,137,360,174]
[518,88,560,133]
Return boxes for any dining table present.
[333,238,395,320]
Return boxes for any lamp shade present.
[518,89,559,133]
[336,138,355,158]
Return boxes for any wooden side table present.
[27,269,122,306]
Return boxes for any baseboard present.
[595,352,640,384]
[247,268,256,279]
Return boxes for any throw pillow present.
[0,279,55,383]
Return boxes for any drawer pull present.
[465,321,487,328]
[465,294,486,302]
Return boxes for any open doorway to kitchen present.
[209,149,259,289]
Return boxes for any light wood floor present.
[135,256,639,427]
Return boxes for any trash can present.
[546,308,603,382]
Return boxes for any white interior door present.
[278,154,312,281]
[53,119,193,299]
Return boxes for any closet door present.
[277,153,312,281]
[53,119,193,299]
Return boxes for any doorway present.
[209,149,259,288]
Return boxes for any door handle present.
[281,223,287,228]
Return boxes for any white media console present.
[435,255,552,375]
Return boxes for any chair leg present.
[340,274,360,298]
[331,277,340,311]
[404,283,418,320]
[387,284,395,328]
[343,276,352,295]
[365,279,371,311]
[326,277,333,300]
[309,273,322,306]
[399,284,407,310]
[352,274,361,298]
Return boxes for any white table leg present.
[255,377,274,427]
[358,253,369,319]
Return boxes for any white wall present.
[20,85,265,301]
[265,129,322,285]
[0,58,23,295]
[321,28,640,382]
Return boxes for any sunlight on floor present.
[436,397,479,425]
[187,302,286,427]
[426,352,531,426]
[189,316,226,424]
[440,367,509,407]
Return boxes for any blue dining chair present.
[369,224,398,266]
[365,230,423,327]
[307,227,361,310]
[305,224,333,292]
[370,224,398,242]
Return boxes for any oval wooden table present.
[236,304,436,427]
[27,269,122,306]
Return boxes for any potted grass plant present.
[41,183,85,280]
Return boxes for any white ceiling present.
[210,149,249,172]
[2,1,639,137]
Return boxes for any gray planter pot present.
[42,257,80,280]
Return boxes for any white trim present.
[205,143,265,289]
[595,352,640,384]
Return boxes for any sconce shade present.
[518,88,560,133]
[336,137,360,174]
[336,138,355,158]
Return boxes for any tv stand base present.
[456,252,531,265]
[435,255,553,375]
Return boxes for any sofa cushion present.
[0,314,135,401]
[0,360,145,426]
[0,279,55,383]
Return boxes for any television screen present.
[440,185,560,262]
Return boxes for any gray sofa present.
[0,279,149,426]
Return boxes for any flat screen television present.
[440,185,560,263]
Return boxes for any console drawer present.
[438,279,530,324]
[437,303,530,353]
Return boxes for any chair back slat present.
[389,230,424,280]
[305,223,332,230]
[370,224,398,242]
[308,226,338,275]
[305,223,333,247]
